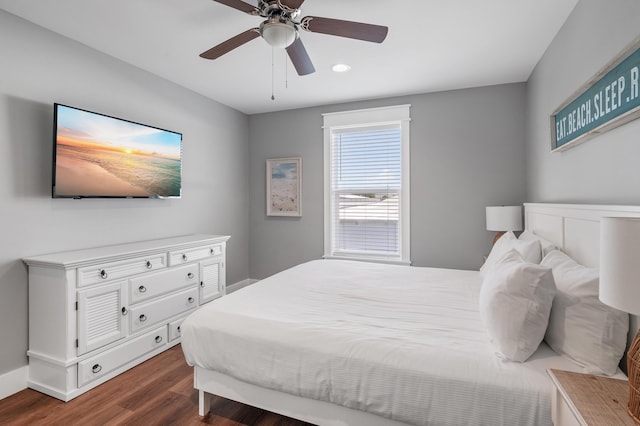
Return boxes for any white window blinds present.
[323,105,411,264]
[330,125,401,257]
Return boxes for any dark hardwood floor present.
[0,345,314,426]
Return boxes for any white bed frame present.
[194,203,640,425]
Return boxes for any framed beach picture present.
[266,157,302,217]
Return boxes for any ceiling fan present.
[200,0,389,76]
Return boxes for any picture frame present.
[266,157,302,217]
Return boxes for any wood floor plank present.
[0,345,314,426]
[117,362,190,411]
[0,391,62,426]
[168,371,195,397]
[114,391,197,425]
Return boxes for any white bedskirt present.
[181,259,582,426]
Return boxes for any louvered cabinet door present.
[199,257,225,303]
[77,281,128,356]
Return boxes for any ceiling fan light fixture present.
[261,21,297,48]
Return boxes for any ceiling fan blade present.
[300,16,388,43]
[200,28,260,59]
[278,0,305,10]
[212,0,259,15]
[286,37,315,76]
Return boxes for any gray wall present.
[525,0,640,363]
[249,83,527,279]
[526,0,640,203]
[0,11,249,376]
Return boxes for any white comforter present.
[181,259,580,426]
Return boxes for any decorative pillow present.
[518,230,559,258]
[479,249,556,362]
[480,231,542,276]
[541,250,629,375]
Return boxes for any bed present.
[180,203,640,425]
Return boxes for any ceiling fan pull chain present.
[271,47,276,100]
[285,48,289,89]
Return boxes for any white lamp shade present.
[599,217,640,315]
[485,206,523,232]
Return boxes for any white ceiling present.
[0,0,578,115]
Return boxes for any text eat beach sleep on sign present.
[551,36,640,151]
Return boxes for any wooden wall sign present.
[551,36,640,151]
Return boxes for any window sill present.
[322,255,412,266]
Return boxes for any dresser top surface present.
[23,234,229,268]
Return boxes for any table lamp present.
[485,206,523,244]
[600,216,640,423]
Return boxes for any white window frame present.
[322,105,411,265]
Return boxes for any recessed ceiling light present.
[332,63,351,73]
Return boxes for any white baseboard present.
[227,278,259,294]
[0,365,28,400]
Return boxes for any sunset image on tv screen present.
[53,105,182,198]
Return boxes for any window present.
[323,105,411,264]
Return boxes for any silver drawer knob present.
[155,335,163,344]
[99,269,108,279]
[139,314,147,322]
[182,253,188,261]
[121,307,128,316]
[92,364,102,374]
[145,260,152,269]
[210,248,215,255]
[187,272,194,279]
[188,297,195,304]
[139,285,147,293]
[177,326,181,333]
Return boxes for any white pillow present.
[518,230,558,257]
[542,250,629,375]
[480,231,542,276]
[479,249,556,362]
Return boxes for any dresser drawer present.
[129,287,198,333]
[168,318,184,342]
[130,264,198,304]
[168,244,223,265]
[77,325,167,387]
[77,254,167,287]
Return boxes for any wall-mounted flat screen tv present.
[52,103,183,198]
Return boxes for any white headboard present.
[524,203,640,268]
[524,202,640,362]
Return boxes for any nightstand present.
[548,368,636,425]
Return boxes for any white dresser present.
[23,234,230,401]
